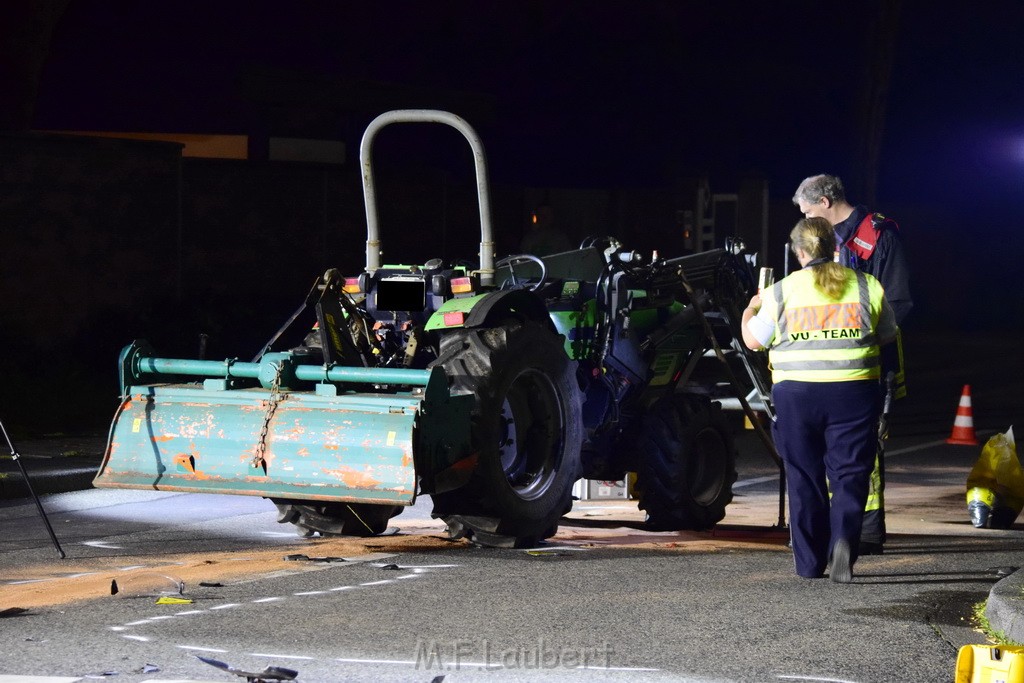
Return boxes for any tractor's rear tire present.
[271,500,403,537]
[633,395,737,531]
[431,320,583,547]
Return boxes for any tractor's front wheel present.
[431,320,583,547]
[271,500,403,537]
[633,395,737,530]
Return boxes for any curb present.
[987,567,1024,644]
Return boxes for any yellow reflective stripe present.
[967,486,996,507]
[769,270,885,383]
[865,454,883,511]
[894,329,908,399]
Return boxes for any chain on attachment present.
[252,361,284,470]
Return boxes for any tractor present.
[95,110,774,547]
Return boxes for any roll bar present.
[359,109,496,286]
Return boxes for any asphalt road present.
[2,430,1021,683]
[1,330,1022,682]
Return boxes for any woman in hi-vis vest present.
[741,217,898,583]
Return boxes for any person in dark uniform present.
[742,217,898,582]
[792,173,911,555]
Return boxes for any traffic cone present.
[946,384,979,445]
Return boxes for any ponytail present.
[790,217,848,300]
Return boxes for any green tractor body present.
[94,110,772,546]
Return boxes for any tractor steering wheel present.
[496,254,547,292]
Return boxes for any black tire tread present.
[633,395,737,530]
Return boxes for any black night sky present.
[32,3,1024,320]
[29,2,1024,205]
[15,2,1024,318]
[2,1,1023,435]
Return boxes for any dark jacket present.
[834,205,913,326]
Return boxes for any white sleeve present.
[747,307,776,347]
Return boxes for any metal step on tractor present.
[94,110,777,548]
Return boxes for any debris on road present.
[197,655,298,682]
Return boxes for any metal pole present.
[0,419,66,559]
[359,109,495,285]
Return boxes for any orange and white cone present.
[946,384,979,445]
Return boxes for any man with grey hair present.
[792,174,912,322]
[792,173,912,556]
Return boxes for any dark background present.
[2,1,1022,435]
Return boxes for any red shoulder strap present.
[846,213,880,260]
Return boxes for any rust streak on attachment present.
[173,451,213,480]
[401,451,413,468]
[173,453,196,473]
[324,467,382,489]
[151,435,176,442]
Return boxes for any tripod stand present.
[1,418,66,559]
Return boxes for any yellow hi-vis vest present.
[764,268,885,383]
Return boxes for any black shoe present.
[860,541,884,556]
[830,539,852,584]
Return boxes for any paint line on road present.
[734,436,971,490]
[177,645,229,653]
[250,653,315,660]
[122,634,150,642]
[293,590,327,596]
[252,596,284,603]
[733,475,778,489]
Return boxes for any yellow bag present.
[966,427,1024,529]
[956,644,1024,682]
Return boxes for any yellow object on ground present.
[966,427,1024,529]
[956,644,1024,682]
[155,596,194,605]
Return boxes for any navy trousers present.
[772,380,881,578]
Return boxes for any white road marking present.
[176,645,228,653]
[101,553,461,678]
[733,474,779,489]
[734,436,981,489]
